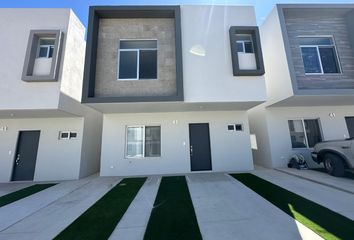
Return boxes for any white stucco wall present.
[100,111,253,176]
[181,5,266,103]
[0,9,71,110]
[251,105,354,168]
[60,9,86,102]
[0,117,84,182]
[79,109,103,178]
[260,7,294,105]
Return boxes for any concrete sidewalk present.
[277,168,354,194]
[187,173,322,240]
[0,182,34,197]
[253,169,354,220]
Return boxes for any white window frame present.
[288,118,323,149]
[117,39,158,81]
[299,36,341,75]
[236,34,254,54]
[37,38,55,58]
[125,125,161,158]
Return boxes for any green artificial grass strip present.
[231,173,354,240]
[144,176,202,240]
[54,178,146,240]
[0,183,56,208]
[311,168,354,180]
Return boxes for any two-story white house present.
[249,4,354,169]
[0,9,102,182]
[82,5,267,176]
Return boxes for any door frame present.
[188,123,213,172]
[10,130,41,182]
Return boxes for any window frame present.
[125,125,161,159]
[236,34,254,54]
[37,38,55,58]
[288,118,323,149]
[117,39,158,81]
[299,36,342,75]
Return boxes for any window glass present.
[118,40,157,80]
[301,47,322,74]
[244,42,254,53]
[119,51,138,79]
[319,47,339,73]
[288,120,307,148]
[40,39,55,46]
[39,47,49,58]
[236,42,244,52]
[145,126,161,157]
[304,120,322,148]
[48,46,54,58]
[139,50,157,79]
[126,126,144,157]
[298,37,333,46]
[120,40,157,49]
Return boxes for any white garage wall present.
[266,106,354,168]
[100,111,253,176]
[0,117,84,182]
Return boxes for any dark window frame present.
[22,30,63,82]
[229,26,265,76]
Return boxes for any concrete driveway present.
[1,170,350,240]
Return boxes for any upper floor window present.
[229,26,265,76]
[38,38,55,58]
[299,37,341,75]
[118,40,157,80]
[236,34,254,54]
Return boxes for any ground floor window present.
[126,125,161,158]
[288,119,323,148]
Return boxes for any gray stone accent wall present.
[94,18,177,97]
[284,11,354,89]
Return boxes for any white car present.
[312,138,354,177]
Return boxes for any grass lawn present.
[54,177,146,240]
[144,176,202,240]
[0,183,56,208]
[231,173,354,240]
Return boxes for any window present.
[236,34,254,53]
[229,26,265,76]
[38,38,55,58]
[126,126,161,158]
[227,124,243,131]
[118,40,157,80]
[288,119,323,148]
[22,30,62,82]
[299,37,341,74]
[59,131,78,140]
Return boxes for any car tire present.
[323,153,345,177]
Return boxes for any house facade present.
[249,4,354,168]
[82,5,267,176]
[0,9,102,182]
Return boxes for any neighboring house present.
[0,9,102,182]
[249,4,354,168]
[82,5,267,176]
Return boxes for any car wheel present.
[324,153,345,177]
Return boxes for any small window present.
[288,119,323,148]
[235,124,243,131]
[59,131,78,140]
[118,40,157,80]
[229,26,265,76]
[69,132,78,139]
[228,125,235,131]
[236,34,254,53]
[59,131,70,140]
[299,37,341,74]
[126,125,161,158]
[38,38,55,58]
